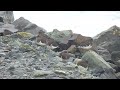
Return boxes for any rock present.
[68,34,93,46]
[78,45,92,56]
[47,29,72,43]
[0,11,14,24]
[67,45,77,54]
[111,51,120,61]
[61,30,73,36]
[0,53,6,57]
[95,46,111,62]
[0,17,4,23]
[33,70,53,77]
[8,66,15,71]
[36,31,59,46]
[115,72,120,79]
[54,70,67,75]
[0,24,18,36]
[81,50,117,79]
[112,60,120,72]
[81,50,113,69]
[73,58,82,65]
[93,25,120,54]
[13,17,30,30]
[47,29,73,51]
[93,25,120,46]
[24,23,46,36]
[17,32,34,39]
[107,62,117,72]
[13,17,46,35]
[59,50,75,60]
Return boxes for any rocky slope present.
[0,11,119,79]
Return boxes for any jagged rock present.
[54,70,67,75]
[36,31,59,46]
[95,46,111,62]
[93,25,120,46]
[68,34,93,46]
[0,24,18,36]
[47,29,72,43]
[78,45,92,56]
[67,45,77,54]
[17,32,34,39]
[0,11,14,24]
[33,70,53,77]
[111,51,120,61]
[57,33,93,51]
[115,72,120,79]
[59,50,75,60]
[93,25,120,53]
[112,60,120,72]
[81,50,117,79]
[13,17,30,30]
[13,17,46,35]
[61,30,73,36]
[73,58,82,65]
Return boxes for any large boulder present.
[47,29,72,43]
[95,46,112,62]
[13,17,46,36]
[81,50,117,79]
[0,11,14,24]
[0,24,18,36]
[68,34,93,46]
[93,25,120,53]
[111,51,120,61]
[47,29,74,51]
[36,31,59,46]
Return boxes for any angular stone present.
[73,58,82,64]
[78,45,92,56]
[67,45,77,54]
[0,24,18,36]
[33,70,53,77]
[81,50,117,79]
[0,11,14,24]
[54,70,67,75]
[59,50,75,60]
[13,17,46,35]
[111,51,120,61]
[96,46,111,62]
[93,25,120,54]
[36,31,59,46]
[68,34,93,46]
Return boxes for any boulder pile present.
[0,11,119,79]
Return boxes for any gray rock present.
[0,53,6,57]
[111,51,120,61]
[13,17,46,35]
[93,25,120,54]
[96,46,111,62]
[53,70,67,75]
[33,70,53,77]
[0,11,14,24]
[81,50,117,79]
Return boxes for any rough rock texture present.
[69,34,93,46]
[81,50,117,79]
[0,12,119,79]
[0,35,97,79]
[0,11,14,24]
[0,24,18,36]
[13,17,46,35]
[47,29,73,43]
[93,25,120,54]
[36,31,59,46]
